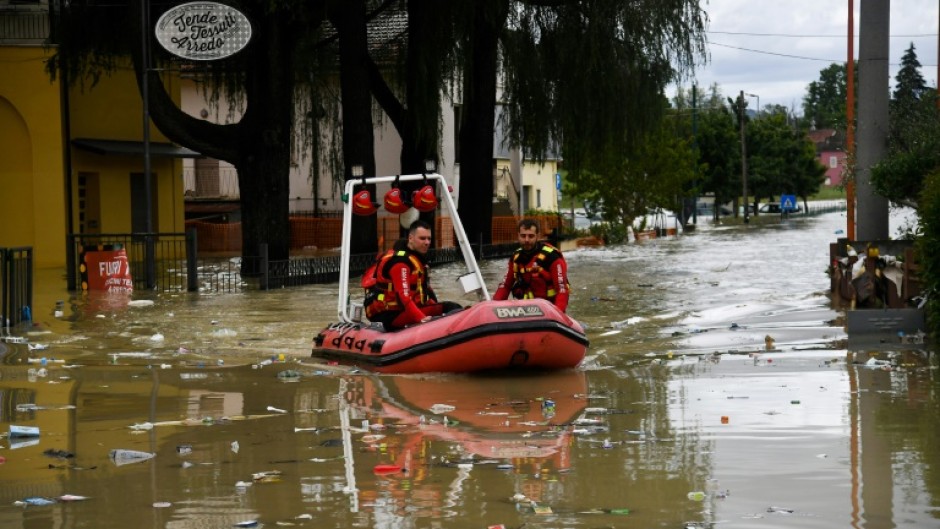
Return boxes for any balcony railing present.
[0,3,51,44]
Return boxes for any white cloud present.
[669,0,939,115]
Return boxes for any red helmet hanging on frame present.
[352,189,377,216]
[412,184,438,212]
[383,176,410,214]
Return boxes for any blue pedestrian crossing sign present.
[780,194,797,212]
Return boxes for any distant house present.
[808,128,847,187]
[491,105,562,217]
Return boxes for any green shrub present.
[917,170,940,336]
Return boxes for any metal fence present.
[802,199,847,216]
[1,247,33,332]
[67,232,198,293]
[62,231,520,294]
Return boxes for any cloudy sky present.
[668,0,939,115]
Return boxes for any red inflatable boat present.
[313,298,587,373]
[311,172,588,374]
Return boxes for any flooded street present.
[2,211,938,529]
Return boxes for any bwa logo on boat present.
[494,305,545,319]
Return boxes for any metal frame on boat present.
[312,171,588,373]
[336,172,489,324]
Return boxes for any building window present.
[829,156,838,168]
[536,189,542,208]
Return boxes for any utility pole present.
[856,0,890,240]
[739,91,749,224]
[846,0,856,240]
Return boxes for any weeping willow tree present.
[463,0,708,241]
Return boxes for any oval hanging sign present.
[155,2,252,61]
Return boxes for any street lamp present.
[745,92,760,119]
[738,91,750,224]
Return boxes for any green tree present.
[917,172,940,335]
[872,43,940,208]
[893,43,928,102]
[688,104,740,220]
[802,63,849,131]
[494,0,707,243]
[572,121,698,239]
[672,83,730,112]
[747,113,825,211]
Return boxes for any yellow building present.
[0,3,193,271]
[0,44,65,269]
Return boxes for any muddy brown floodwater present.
[1,210,937,529]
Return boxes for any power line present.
[708,30,937,38]
[711,41,841,62]
[710,41,938,68]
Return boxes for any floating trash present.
[110,449,155,466]
[687,491,705,501]
[58,495,89,502]
[373,464,403,475]
[429,403,455,414]
[16,497,56,507]
[276,370,302,380]
[43,449,74,459]
[9,425,40,438]
[360,434,385,444]
[153,502,172,508]
[252,472,282,484]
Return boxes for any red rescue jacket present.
[493,243,569,311]
[364,244,435,320]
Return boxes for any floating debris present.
[429,403,455,414]
[9,425,40,438]
[109,449,155,466]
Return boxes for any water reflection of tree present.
[567,366,713,522]
[866,351,940,516]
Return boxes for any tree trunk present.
[232,10,295,269]
[333,0,378,255]
[131,3,308,270]
[458,0,507,246]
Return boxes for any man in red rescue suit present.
[493,218,570,312]
[365,220,462,330]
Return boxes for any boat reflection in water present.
[341,370,588,515]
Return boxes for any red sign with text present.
[80,247,134,293]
